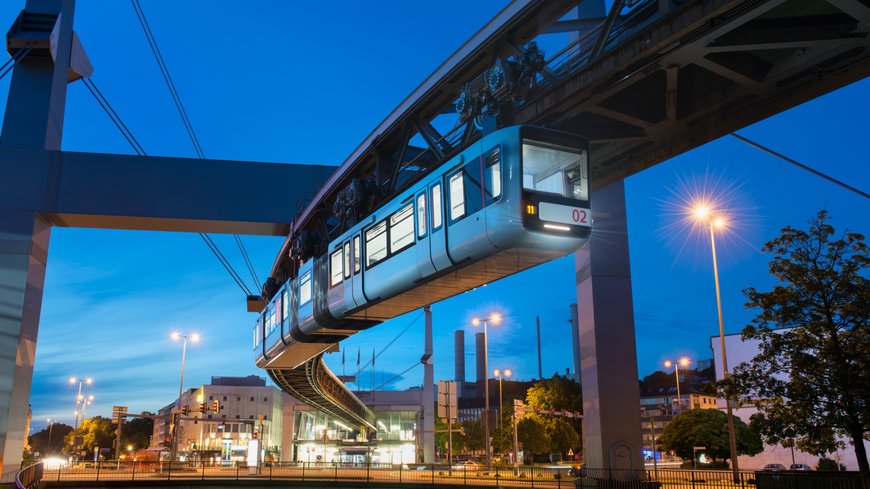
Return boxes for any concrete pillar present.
[421,306,434,463]
[0,0,72,480]
[0,211,51,480]
[575,180,642,472]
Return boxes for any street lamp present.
[663,357,690,414]
[693,204,740,481]
[493,368,512,455]
[471,312,501,469]
[170,332,200,462]
[46,419,55,454]
[69,377,93,433]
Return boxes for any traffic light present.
[181,405,189,415]
[212,400,220,413]
[252,431,258,440]
[198,403,206,414]
[162,437,171,448]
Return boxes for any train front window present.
[522,141,588,201]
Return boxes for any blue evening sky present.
[2,1,866,431]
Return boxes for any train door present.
[415,191,437,278]
[350,234,367,305]
[341,240,359,309]
[428,181,452,270]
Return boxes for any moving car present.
[790,464,812,471]
[451,460,481,471]
[762,463,787,471]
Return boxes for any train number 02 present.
[572,209,588,223]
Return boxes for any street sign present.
[437,380,457,420]
[693,446,706,450]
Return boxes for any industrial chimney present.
[454,330,465,386]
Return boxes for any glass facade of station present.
[292,409,418,465]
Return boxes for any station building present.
[152,376,426,465]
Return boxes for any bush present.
[816,458,845,471]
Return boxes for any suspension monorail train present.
[254,125,592,369]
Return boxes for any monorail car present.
[254,125,592,370]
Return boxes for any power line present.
[730,132,869,201]
[235,235,261,292]
[375,362,421,391]
[82,77,254,296]
[355,312,423,377]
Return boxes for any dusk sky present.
[2,1,867,433]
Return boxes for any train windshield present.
[522,141,588,201]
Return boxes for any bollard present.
[132,461,136,481]
[367,462,371,483]
[302,461,306,481]
[399,463,402,484]
[96,461,101,481]
[335,462,338,483]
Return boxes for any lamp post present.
[693,205,740,481]
[170,332,200,462]
[69,377,93,456]
[46,419,55,454]
[472,312,501,470]
[493,368,512,456]
[664,357,690,414]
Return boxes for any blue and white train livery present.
[254,125,591,369]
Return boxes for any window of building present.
[263,397,268,402]
[207,414,212,419]
[417,194,427,238]
[263,414,268,420]
[389,203,414,254]
[299,272,311,305]
[235,415,240,419]
[223,396,227,401]
[237,396,240,401]
[353,236,361,273]
[250,397,254,402]
[330,248,343,287]
[431,184,442,230]
[249,415,254,419]
[343,242,351,279]
[209,396,213,401]
[365,220,388,267]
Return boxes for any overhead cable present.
[82,77,254,296]
[0,43,33,81]
[375,362,421,391]
[355,312,423,377]
[730,132,869,200]
[235,235,261,291]
[130,0,205,159]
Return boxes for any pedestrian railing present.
[15,462,43,489]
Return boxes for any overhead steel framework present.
[269,0,869,283]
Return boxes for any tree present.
[458,419,484,453]
[120,416,153,451]
[525,374,582,412]
[545,418,580,455]
[28,423,73,456]
[517,417,549,456]
[723,211,869,473]
[657,409,762,463]
[64,417,115,457]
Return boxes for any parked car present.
[790,464,813,471]
[762,464,787,471]
[568,464,586,477]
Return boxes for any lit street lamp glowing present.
[170,332,199,461]
[664,357,690,413]
[494,367,512,452]
[687,200,740,481]
[471,312,501,470]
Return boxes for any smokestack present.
[570,304,581,383]
[454,330,465,385]
[536,316,543,380]
[475,332,485,398]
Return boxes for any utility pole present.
[536,317,542,380]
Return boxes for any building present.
[639,392,719,456]
[152,376,284,464]
[284,389,423,465]
[711,333,870,471]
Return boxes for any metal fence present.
[21,462,870,489]
[14,462,43,489]
[39,461,573,487]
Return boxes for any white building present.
[711,333,869,470]
[153,376,284,464]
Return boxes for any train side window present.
[329,249,343,287]
[281,289,288,322]
[449,172,465,221]
[353,236,361,273]
[431,184,442,230]
[484,146,502,203]
[417,193,427,238]
[343,242,351,279]
[389,203,414,254]
[365,221,388,268]
[299,272,311,304]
